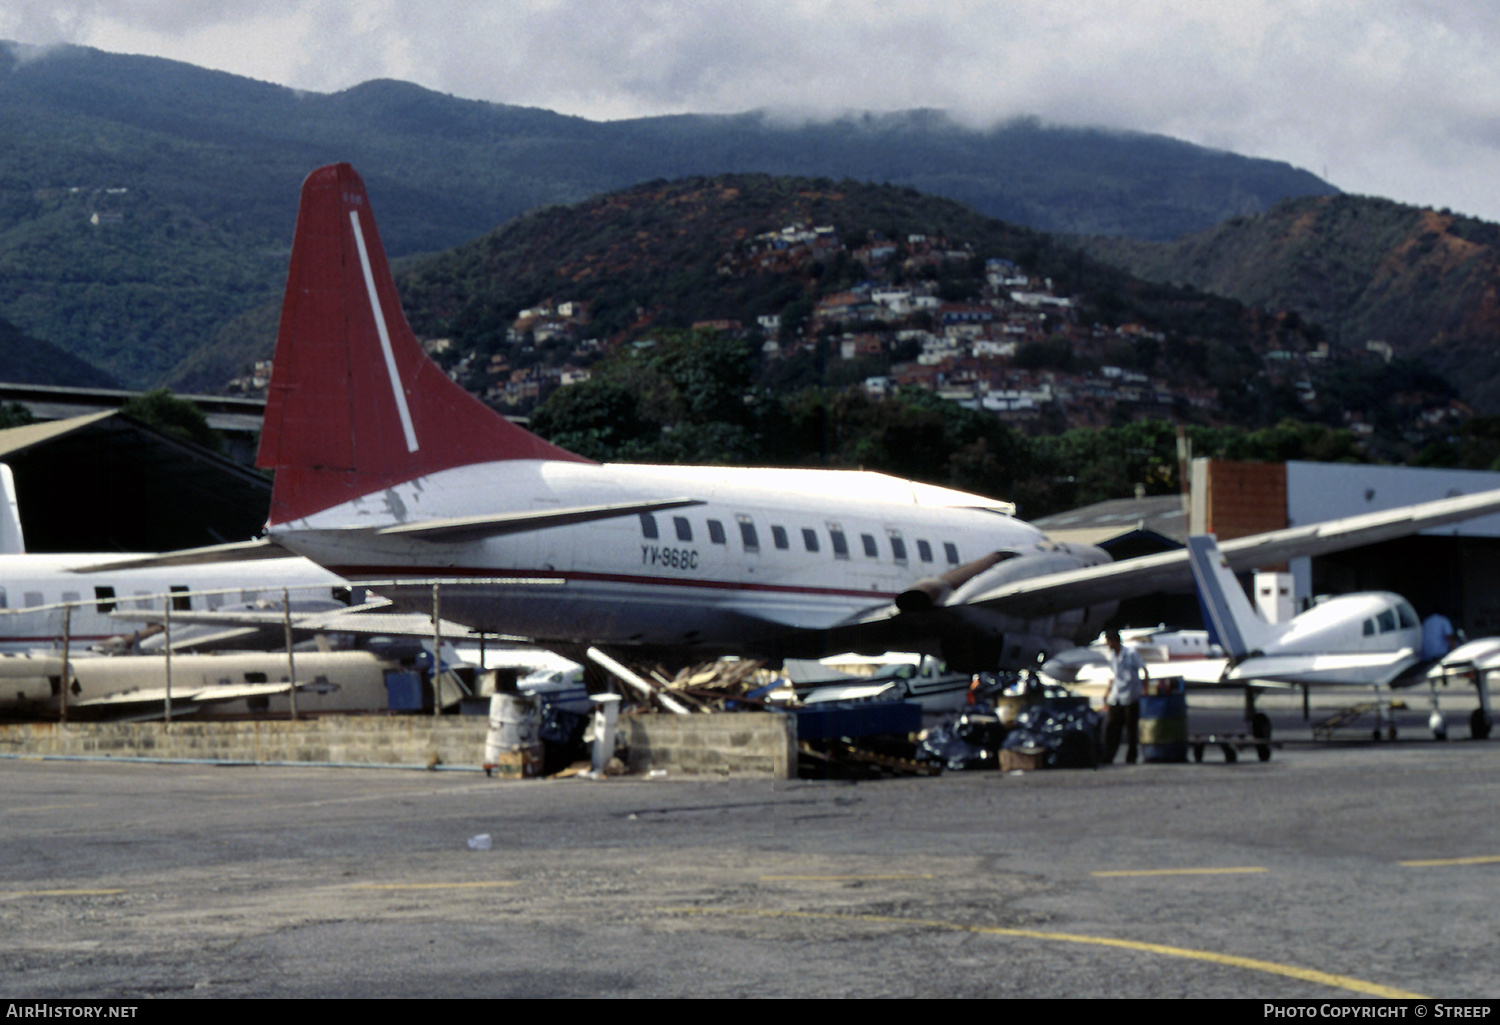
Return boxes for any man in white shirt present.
[1104,628,1146,764]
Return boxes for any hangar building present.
[1038,459,1500,641]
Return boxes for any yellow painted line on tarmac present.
[659,906,1425,999]
[348,881,521,891]
[760,874,935,882]
[1093,866,1268,878]
[1399,855,1500,867]
[0,889,125,898]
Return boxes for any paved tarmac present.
[2,710,1497,999]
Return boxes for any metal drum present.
[1140,678,1188,763]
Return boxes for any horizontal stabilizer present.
[72,680,297,708]
[374,497,704,543]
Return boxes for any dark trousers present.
[1104,702,1140,764]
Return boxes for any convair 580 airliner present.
[232,164,1500,673]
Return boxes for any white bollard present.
[590,693,622,774]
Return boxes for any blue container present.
[384,671,424,712]
[1139,679,1188,763]
[792,701,923,741]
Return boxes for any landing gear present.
[1250,711,1273,762]
[1428,681,1448,740]
[1471,707,1492,741]
[1369,684,1396,741]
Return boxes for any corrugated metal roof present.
[0,412,271,552]
[1033,494,1189,544]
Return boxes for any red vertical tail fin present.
[257,164,588,525]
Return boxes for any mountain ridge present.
[1076,194,1500,410]
[0,40,1338,389]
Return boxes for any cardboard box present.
[488,743,544,779]
[1000,747,1046,772]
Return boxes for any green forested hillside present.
[391,175,1453,464]
[0,315,118,388]
[0,41,1336,389]
[1079,196,1500,411]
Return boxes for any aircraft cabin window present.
[24,592,42,608]
[802,528,820,553]
[640,513,659,540]
[738,516,760,551]
[707,520,727,544]
[828,526,850,560]
[861,533,879,558]
[771,525,789,550]
[889,534,908,562]
[171,586,191,612]
[673,516,693,542]
[943,542,960,565]
[61,591,80,605]
[94,586,115,613]
[1377,609,1397,633]
[916,540,933,563]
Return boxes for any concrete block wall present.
[621,712,796,778]
[0,717,491,768]
[0,711,798,777]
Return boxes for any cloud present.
[4,1,1500,219]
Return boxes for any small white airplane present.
[1187,534,1425,690]
[1185,533,1500,740]
[137,164,1500,685]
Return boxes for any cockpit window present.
[1363,618,1375,636]
[1397,603,1419,629]
[1377,609,1397,633]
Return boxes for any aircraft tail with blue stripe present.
[1185,535,1279,660]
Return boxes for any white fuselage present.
[268,460,1066,658]
[0,554,346,653]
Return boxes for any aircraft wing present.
[69,538,294,572]
[1222,650,1420,688]
[110,602,475,645]
[963,487,1500,618]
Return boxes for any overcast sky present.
[6,1,1500,223]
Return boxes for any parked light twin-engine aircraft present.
[137,161,1495,685]
[1186,534,1493,740]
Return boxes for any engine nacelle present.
[901,543,1118,673]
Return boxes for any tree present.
[0,402,33,430]
[119,388,222,452]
